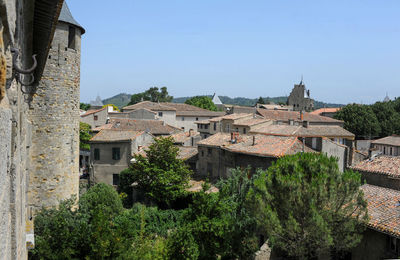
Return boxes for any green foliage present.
[128,86,173,105]
[31,184,125,259]
[256,96,265,105]
[79,122,91,150]
[80,102,91,111]
[119,137,192,207]
[371,101,400,137]
[103,103,120,111]
[335,101,400,138]
[182,190,232,259]
[334,103,381,138]
[250,153,368,259]
[217,168,261,259]
[166,226,200,260]
[184,96,218,111]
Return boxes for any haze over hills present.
[102,93,344,110]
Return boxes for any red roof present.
[310,107,341,115]
[80,107,106,117]
[257,109,342,124]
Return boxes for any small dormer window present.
[158,112,163,117]
[68,26,76,49]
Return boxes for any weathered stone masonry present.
[28,19,83,211]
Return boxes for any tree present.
[119,137,192,207]
[256,96,265,105]
[185,96,218,111]
[371,101,400,137]
[80,102,91,111]
[128,86,173,105]
[334,103,381,139]
[217,168,261,259]
[79,122,91,150]
[250,153,368,259]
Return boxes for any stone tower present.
[28,2,85,211]
[287,79,314,112]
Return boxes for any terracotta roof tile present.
[123,101,176,111]
[257,109,343,124]
[170,131,200,144]
[251,125,354,139]
[351,156,400,178]
[80,107,106,117]
[135,145,198,161]
[105,118,181,135]
[90,130,145,142]
[361,184,400,238]
[372,135,400,147]
[198,133,314,157]
[309,107,341,115]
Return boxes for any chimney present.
[189,129,194,136]
[300,110,304,121]
[231,132,239,143]
[302,120,309,128]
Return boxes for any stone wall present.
[0,1,35,258]
[80,108,108,128]
[28,21,81,211]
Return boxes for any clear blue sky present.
[68,0,400,104]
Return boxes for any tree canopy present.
[256,96,265,105]
[118,137,192,207]
[184,96,218,111]
[334,103,381,139]
[250,153,368,259]
[128,87,173,105]
[79,122,91,150]
[80,102,91,111]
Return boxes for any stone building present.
[89,130,154,186]
[28,2,84,213]
[0,0,82,258]
[371,135,400,156]
[122,101,225,132]
[287,80,314,111]
[196,133,313,179]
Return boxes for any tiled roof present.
[351,156,400,178]
[233,118,270,127]
[256,109,343,124]
[80,107,106,117]
[123,101,225,117]
[309,108,341,115]
[198,133,314,157]
[93,118,181,135]
[251,125,354,138]
[372,135,400,147]
[123,101,177,111]
[135,145,198,161]
[225,134,315,157]
[92,124,113,131]
[176,110,225,117]
[212,113,253,121]
[194,119,211,124]
[361,184,400,238]
[170,131,200,144]
[90,130,145,142]
[177,146,198,160]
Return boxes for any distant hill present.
[103,93,343,110]
[102,93,131,108]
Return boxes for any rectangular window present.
[312,138,317,150]
[390,147,393,156]
[68,26,76,49]
[158,112,163,117]
[201,150,204,157]
[94,115,98,121]
[243,128,247,134]
[196,117,199,121]
[205,124,209,129]
[94,148,100,160]
[182,117,185,121]
[112,147,120,160]
[213,122,217,131]
[113,174,120,186]
[207,148,212,156]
